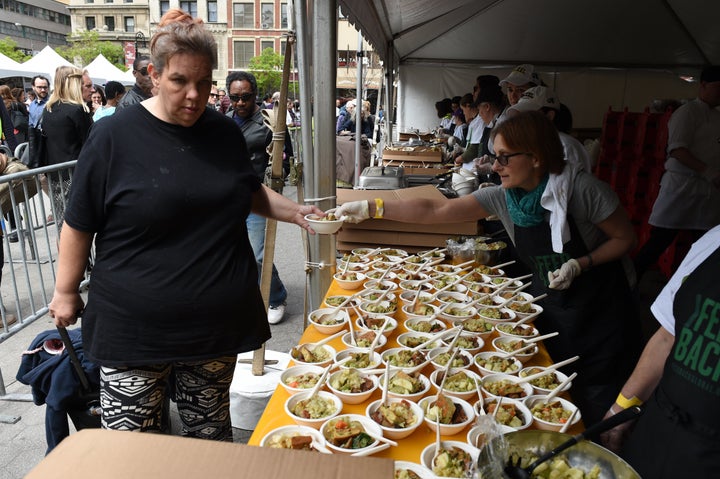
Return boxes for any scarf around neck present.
[506,174,549,227]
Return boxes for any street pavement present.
[0,186,314,479]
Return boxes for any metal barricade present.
[0,161,93,399]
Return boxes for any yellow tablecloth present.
[248,280,582,462]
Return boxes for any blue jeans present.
[247,212,287,307]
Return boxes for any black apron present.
[622,246,720,477]
[513,216,641,426]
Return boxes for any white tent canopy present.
[338,0,718,129]
[21,46,73,85]
[85,54,134,86]
[0,52,44,79]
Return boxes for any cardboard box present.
[336,185,479,236]
[382,149,443,163]
[25,429,393,479]
[381,161,450,177]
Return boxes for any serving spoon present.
[503,406,643,479]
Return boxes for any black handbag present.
[26,114,47,169]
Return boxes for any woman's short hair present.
[150,8,218,76]
[104,81,126,101]
[490,110,565,174]
[46,65,87,112]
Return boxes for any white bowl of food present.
[405,317,447,334]
[398,290,435,309]
[472,351,522,377]
[334,348,383,371]
[320,414,383,455]
[305,213,343,234]
[326,368,379,405]
[480,373,534,401]
[394,461,434,479]
[381,347,429,373]
[280,364,326,395]
[397,331,440,350]
[438,305,477,322]
[341,330,387,350]
[285,390,342,429]
[402,303,441,322]
[362,279,398,292]
[366,397,424,440]
[457,317,495,339]
[419,394,475,436]
[518,366,572,395]
[427,347,473,371]
[421,441,477,478]
[441,332,484,355]
[337,259,369,273]
[429,369,481,402]
[356,314,398,336]
[524,395,581,432]
[358,290,397,305]
[358,299,398,319]
[322,294,357,311]
[491,336,538,363]
[397,278,433,292]
[476,306,517,324]
[260,425,327,452]
[435,291,471,307]
[432,264,461,275]
[430,279,468,295]
[494,322,539,339]
[385,370,431,402]
[508,302,543,321]
[364,269,397,282]
[289,343,336,368]
[307,308,350,335]
[475,396,533,431]
[333,271,366,290]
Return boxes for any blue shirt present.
[28,98,47,127]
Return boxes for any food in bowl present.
[424,393,469,425]
[385,349,427,368]
[357,315,397,334]
[283,371,321,390]
[322,416,376,450]
[343,330,381,349]
[508,454,600,479]
[482,377,531,399]
[397,333,438,349]
[341,351,376,369]
[360,300,397,316]
[529,399,574,425]
[461,317,495,334]
[445,334,482,352]
[291,394,339,420]
[305,214,343,234]
[387,371,426,395]
[369,399,418,429]
[406,318,445,333]
[434,370,478,394]
[482,401,527,429]
[329,368,375,393]
[431,444,475,478]
[473,264,504,276]
[430,350,471,368]
[508,301,534,314]
[496,322,537,337]
[406,302,437,316]
[493,338,538,355]
[475,354,521,375]
[323,295,353,308]
[519,367,563,390]
[261,426,323,451]
[477,307,513,320]
[290,344,332,364]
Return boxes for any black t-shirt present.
[65,104,270,366]
[42,102,92,165]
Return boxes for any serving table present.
[248,280,582,463]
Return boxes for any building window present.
[124,16,135,32]
[207,1,217,22]
[280,40,287,56]
[160,1,170,16]
[104,16,115,31]
[280,3,288,29]
[179,1,197,17]
[85,0,94,3]
[86,16,96,30]
[261,3,273,29]
[261,40,274,53]
[233,40,254,68]
[233,3,254,28]
[124,0,133,3]
[105,0,113,3]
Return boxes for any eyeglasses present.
[490,151,531,166]
[35,85,49,90]
[209,93,219,98]
[229,92,255,103]
[135,67,149,76]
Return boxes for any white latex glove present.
[547,259,581,290]
[334,200,370,224]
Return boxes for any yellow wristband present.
[615,392,643,409]
[373,198,384,219]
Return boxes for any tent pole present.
[354,30,363,186]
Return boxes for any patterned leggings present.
[100,356,236,441]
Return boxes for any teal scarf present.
[506,175,549,227]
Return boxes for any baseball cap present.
[508,86,561,113]
[499,64,541,87]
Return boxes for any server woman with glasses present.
[335,110,642,425]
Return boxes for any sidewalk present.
[0,186,312,479]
